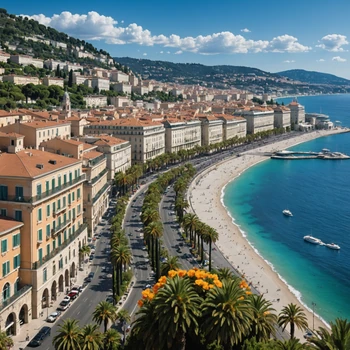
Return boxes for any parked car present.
[106,295,114,303]
[68,291,78,300]
[28,326,51,347]
[46,311,61,323]
[58,300,70,311]
[62,296,70,302]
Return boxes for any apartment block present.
[110,71,129,83]
[0,51,10,63]
[0,218,31,336]
[132,85,149,95]
[91,77,110,92]
[42,77,64,88]
[288,100,306,127]
[83,95,108,108]
[162,118,201,153]
[2,75,40,85]
[0,137,88,320]
[43,59,66,71]
[197,115,224,146]
[10,55,44,69]
[79,135,131,180]
[273,106,291,130]
[237,107,275,134]
[216,114,247,140]
[0,120,71,149]
[84,119,165,164]
[112,83,132,94]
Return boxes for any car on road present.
[62,296,70,302]
[68,291,79,300]
[106,295,114,303]
[28,327,52,347]
[176,248,182,254]
[101,266,107,272]
[58,300,70,311]
[46,311,61,323]
[89,254,94,261]
[143,284,152,290]
[304,330,314,340]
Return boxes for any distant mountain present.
[277,69,350,86]
[114,57,279,86]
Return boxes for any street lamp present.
[312,302,316,330]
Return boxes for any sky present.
[3,0,350,78]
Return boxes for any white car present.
[63,296,70,302]
[46,311,61,323]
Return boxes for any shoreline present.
[188,128,348,339]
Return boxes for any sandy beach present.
[188,129,347,340]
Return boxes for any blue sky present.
[3,0,350,78]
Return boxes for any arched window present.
[3,282,10,301]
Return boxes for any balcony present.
[87,154,106,167]
[32,223,87,270]
[53,204,67,216]
[92,183,110,204]
[0,285,32,312]
[87,168,108,185]
[52,220,70,235]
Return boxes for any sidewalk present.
[12,261,92,350]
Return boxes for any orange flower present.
[158,276,167,284]
[209,284,214,289]
[137,299,144,307]
[142,289,151,299]
[195,279,204,286]
[263,311,270,316]
[202,282,210,290]
[168,270,177,278]
[148,292,155,300]
[214,280,223,288]
[238,296,245,300]
[187,269,196,278]
[245,291,252,295]
[177,270,187,277]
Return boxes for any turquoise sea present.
[223,94,350,324]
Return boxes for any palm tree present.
[154,275,202,350]
[182,213,199,242]
[79,245,91,266]
[92,301,117,333]
[141,208,159,226]
[53,319,82,350]
[0,330,14,349]
[202,226,218,271]
[201,279,253,348]
[160,256,181,276]
[117,309,131,345]
[249,294,278,342]
[144,221,163,279]
[216,267,235,281]
[278,303,308,339]
[174,195,189,222]
[80,324,103,350]
[309,318,350,349]
[103,329,121,350]
[110,244,132,297]
[274,338,308,350]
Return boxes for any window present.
[77,188,81,199]
[53,239,56,250]
[13,254,20,269]
[72,192,75,201]
[52,178,55,190]
[68,193,71,205]
[0,185,8,200]
[15,186,23,200]
[46,204,50,217]
[37,184,42,195]
[2,282,10,300]
[57,199,61,210]
[72,208,76,220]
[14,278,20,293]
[12,233,20,248]
[64,174,67,184]
[2,261,10,277]
[0,208,6,216]
[69,172,73,183]
[77,204,81,214]
[37,208,42,222]
[53,202,56,213]
[38,229,43,242]
[38,248,43,262]
[1,239,7,253]
[58,176,61,187]
[15,210,22,221]
[46,224,50,238]
[43,268,47,282]
[58,234,62,246]
[46,244,50,257]
[46,181,49,193]
[64,230,67,241]
[63,196,66,207]
[59,258,63,269]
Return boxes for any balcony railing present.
[88,168,108,185]
[52,220,70,235]
[32,223,87,270]
[92,183,110,204]
[0,175,87,205]
[88,154,106,167]
[0,285,32,312]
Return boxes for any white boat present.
[303,235,323,245]
[283,209,293,217]
[325,243,340,250]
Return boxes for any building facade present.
[198,116,224,146]
[216,115,247,140]
[288,100,306,128]
[237,107,275,134]
[273,106,291,130]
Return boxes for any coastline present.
[188,128,348,340]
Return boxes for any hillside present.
[115,56,278,85]
[0,8,113,68]
[277,69,350,86]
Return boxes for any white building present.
[237,106,275,134]
[273,106,291,130]
[216,114,247,140]
[288,100,306,128]
[110,71,129,83]
[91,77,110,92]
[10,55,44,68]
[197,115,224,146]
[83,95,108,108]
[112,83,132,94]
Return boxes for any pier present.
[271,149,350,160]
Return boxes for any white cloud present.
[23,11,311,55]
[167,51,171,54]
[283,60,295,63]
[332,56,346,62]
[316,58,325,62]
[240,28,251,33]
[267,35,311,53]
[174,50,183,54]
[121,20,124,24]
[160,51,164,54]
[317,34,348,52]
[143,53,147,56]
